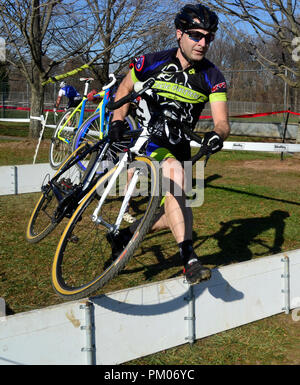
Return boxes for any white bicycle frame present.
[89,78,154,234]
[90,126,149,234]
[90,151,137,233]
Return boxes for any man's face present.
[176,27,214,62]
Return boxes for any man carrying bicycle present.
[54,81,82,112]
[108,3,230,285]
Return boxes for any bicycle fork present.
[91,153,140,234]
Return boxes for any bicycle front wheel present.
[26,144,87,243]
[52,155,161,300]
[49,108,80,169]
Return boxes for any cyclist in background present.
[108,3,231,284]
[54,81,82,112]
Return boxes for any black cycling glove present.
[109,120,127,141]
[202,131,223,154]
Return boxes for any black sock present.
[178,240,194,266]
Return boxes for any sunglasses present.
[184,30,215,44]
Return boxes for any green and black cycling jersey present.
[130,47,227,161]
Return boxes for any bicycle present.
[49,74,137,170]
[26,78,154,245]
[50,78,211,300]
[49,77,95,169]
[71,77,137,173]
[27,81,140,245]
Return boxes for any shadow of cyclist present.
[198,210,290,266]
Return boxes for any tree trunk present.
[28,0,44,139]
[97,52,110,85]
[29,71,44,138]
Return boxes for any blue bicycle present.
[72,74,137,173]
[49,74,137,170]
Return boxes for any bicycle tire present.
[49,108,80,170]
[26,144,87,243]
[52,155,161,300]
[72,112,137,173]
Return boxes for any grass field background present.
[0,127,299,364]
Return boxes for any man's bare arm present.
[210,100,230,140]
[112,71,135,122]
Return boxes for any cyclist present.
[108,3,230,285]
[54,81,82,112]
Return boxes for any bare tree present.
[206,26,247,69]
[0,0,173,137]
[81,0,173,84]
[199,0,300,88]
[0,0,100,137]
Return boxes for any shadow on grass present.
[121,208,290,281]
[198,209,290,266]
[112,171,292,281]
[205,174,300,206]
[116,236,184,281]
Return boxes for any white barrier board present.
[0,118,30,123]
[0,164,55,195]
[0,250,299,365]
[0,166,16,195]
[191,141,300,152]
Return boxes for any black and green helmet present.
[175,3,219,32]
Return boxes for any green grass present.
[0,122,54,139]
[0,138,50,165]
[0,133,300,364]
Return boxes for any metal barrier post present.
[0,297,5,317]
[281,256,290,314]
[80,301,95,365]
[296,121,300,144]
[184,284,195,344]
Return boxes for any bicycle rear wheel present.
[72,112,137,173]
[52,155,161,300]
[49,108,80,169]
[26,144,87,243]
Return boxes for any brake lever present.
[204,153,211,167]
[198,143,212,167]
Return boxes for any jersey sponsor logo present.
[211,82,226,93]
[153,80,208,103]
[135,56,145,72]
